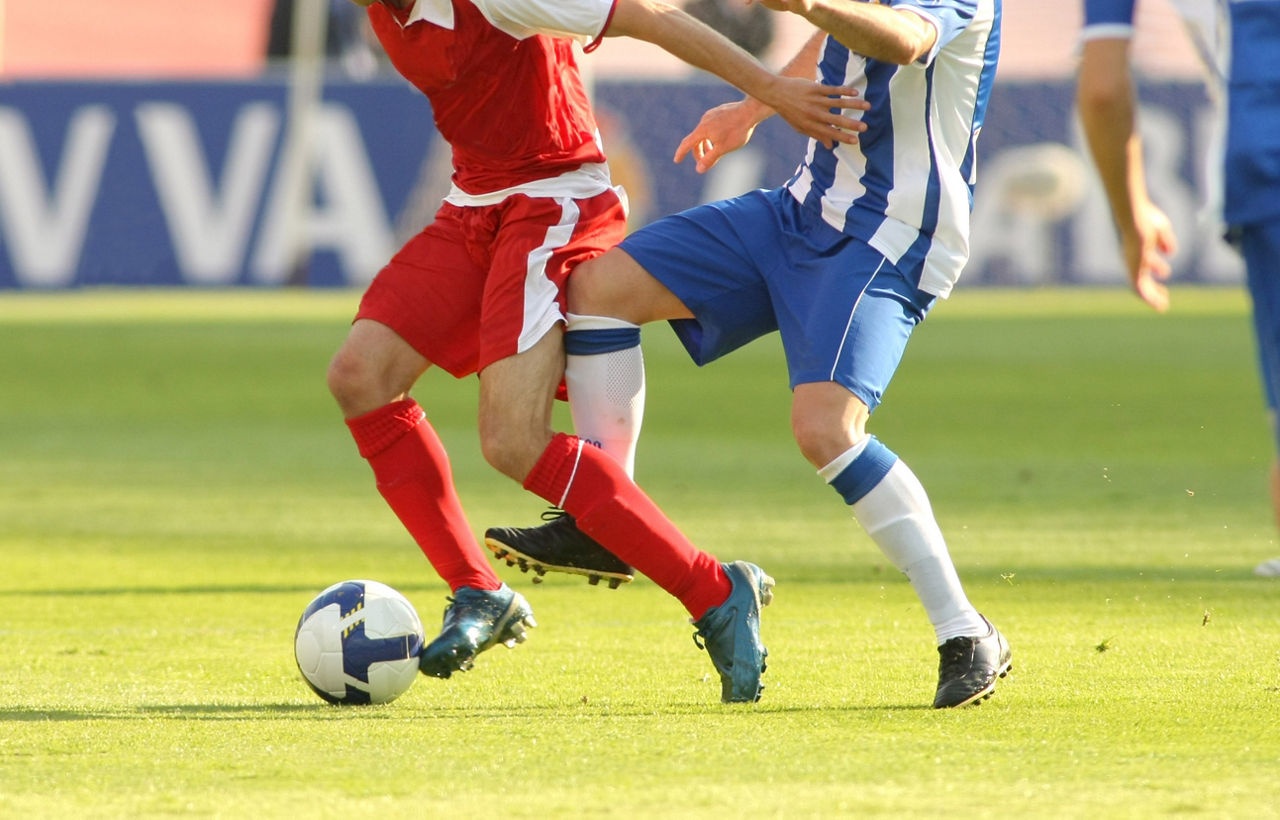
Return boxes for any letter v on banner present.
[136,102,281,286]
[0,106,114,288]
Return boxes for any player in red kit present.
[326,0,866,701]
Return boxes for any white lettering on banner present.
[137,102,280,285]
[966,103,1243,288]
[252,105,395,285]
[967,142,1089,284]
[0,106,114,287]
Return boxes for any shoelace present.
[937,636,977,677]
[540,507,570,522]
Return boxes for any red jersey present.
[367,0,616,195]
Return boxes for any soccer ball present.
[294,580,425,705]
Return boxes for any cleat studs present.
[588,575,600,585]
[608,578,622,589]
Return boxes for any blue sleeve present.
[1082,0,1137,35]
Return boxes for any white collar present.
[406,0,455,29]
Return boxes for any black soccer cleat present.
[484,509,634,589]
[932,616,1012,708]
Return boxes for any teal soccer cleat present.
[419,584,536,679]
[692,561,775,703]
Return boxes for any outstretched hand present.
[674,100,760,173]
[1121,200,1177,313]
[770,75,868,151]
[674,78,867,174]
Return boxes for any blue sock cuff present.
[829,437,899,505]
[565,327,641,355]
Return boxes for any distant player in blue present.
[1076,0,1280,577]
[487,0,1011,709]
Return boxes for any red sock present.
[524,433,730,619]
[346,399,500,593]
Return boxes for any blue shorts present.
[1238,218,1280,447]
[618,187,935,411]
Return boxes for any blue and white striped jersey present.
[1081,0,1280,225]
[784,0,1001,299]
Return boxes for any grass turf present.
[1,288,1278,817]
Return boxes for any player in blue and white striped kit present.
[487,0,1011,708]
[1076,0,1280,576]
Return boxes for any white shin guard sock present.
[565,313,645,478]
[848,460,987,643]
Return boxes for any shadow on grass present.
[0,704,323,722]
[0,699,937,722]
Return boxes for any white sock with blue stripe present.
[820,437,986,644]
[564,313,645,478]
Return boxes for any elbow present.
[1076,79,1131,122]
[887,30,934,66]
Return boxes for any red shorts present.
[356,188,627,378]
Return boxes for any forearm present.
[777,0,935,65]
[1078,45,1146,239]
[606,0,785,109]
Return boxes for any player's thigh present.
[355,205,488,378]
[480,190,627,371]
[617,190,782,364]
[569,247,694,324]
[777,242,934,413]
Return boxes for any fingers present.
[818,87,871,111]
[1134,250,1172,312]
[1135,273,1171,313]
[798,118,862,148]
[673,134,722,172]
[673,133,696,164]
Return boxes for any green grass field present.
[2,288,1278,818]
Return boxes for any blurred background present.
[0,0,1233,291]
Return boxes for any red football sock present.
[345,399,500,593]
[524,433,730,619]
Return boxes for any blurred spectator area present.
[1,0,1203,81]
[2,0,275,78]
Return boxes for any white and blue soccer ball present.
[294,580,425,705]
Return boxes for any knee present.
[568,250,648,321]
[326,347,381,417]
[791,401,867,469]
[568,256,613,316]
[478,414,547,483]
[791,413,851,468]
